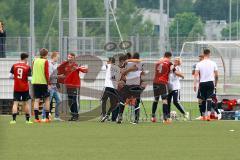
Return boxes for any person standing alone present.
[193,49,218,121]
[0,20,6,58]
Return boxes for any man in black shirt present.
[0,20,6,58]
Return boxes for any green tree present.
[188,20,204,37]
[169,12,204,37]
[77,0,105,36]
[169,12,204,52]
[193,0,240,22]
[0,0,29,36]
[110,0,154,38]
[168,0,194,18]
[134,0,194,18]
[221,21,240,38]
[138,20,154,36]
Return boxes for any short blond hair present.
[51,51,59,59]
[174,57,182,65]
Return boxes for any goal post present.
[180,41,240,98]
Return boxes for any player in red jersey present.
[151,52,173,123]
[58,53,88,121]
[9,53,32,124]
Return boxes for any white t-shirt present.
[125,61,142,85]
[168,66,181,91]
[195,59,218,83]
[104,64,121,89]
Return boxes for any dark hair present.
[69,53,76,57]
[39,48,48,57]
[20,53,29,60]
[203,49,210,55]
[164,51,172,58]
[126,52,132,59]
[108,57,115,64]
[119,54,127,62]
[132,52,140,59]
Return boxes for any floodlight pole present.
[159,0,165,54]
[166,0,170,51]
[105,0,110,43]
[30,0,35,56]
[177,21,179,55]
[237,0,239,40]
[229,0,232,40]
[59,0,62,53]
[69,0,78,53]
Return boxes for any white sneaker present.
[54,117,64,122]
[41,118,46,122]
[217,114,222,120]
[195,116,202,120]
[183,112,189,121]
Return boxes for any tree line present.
[0,0,238,40]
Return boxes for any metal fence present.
[1,36,240,119]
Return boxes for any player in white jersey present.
[192,54,204,119]
[167,57,189,120]
[194,49,218,121]
[100,55,127,122]
[116,52,145,124]
[100,57,118,118]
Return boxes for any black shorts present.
[119,85,143,102]
[197,89,201,99]
[101,87,119,101]
[153,83,168,99]
[13,91,31,101]
[101,87,119,105]
[33,84,50,99]
[199,81,214,100]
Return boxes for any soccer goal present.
[180,40,240,101]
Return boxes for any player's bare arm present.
[193,70,199,92]
[174,71,184,79]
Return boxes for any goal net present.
[180,41,240,100]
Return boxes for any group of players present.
[9,47,218,124]
[100,51,190,124]
[9,48,88,124]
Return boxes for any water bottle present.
[235,111,239,121]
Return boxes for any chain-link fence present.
[1,36,240,121]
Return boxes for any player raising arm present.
[60,53,88,121]
[9,53,32,124]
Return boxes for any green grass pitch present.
[1,102,240,160]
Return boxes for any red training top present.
[64,66,88,88]
[58,61,88,88]
[10,62,31,92]
[57,61,78,84]
[153,58,172,84]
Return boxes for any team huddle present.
[9,48,218,124]
[100,51,190,124]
